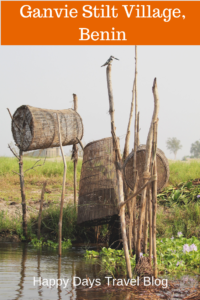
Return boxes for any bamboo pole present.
[37,181,47,239]
[148,186,153,263]
[122,78,135,246]
[151,80,159,277]
[106,64,132,279]
[73,94,78,211]
[19,150,28,240]
[152,120,158,277]
[137,112,140,147]
[144,188,149,254]
[123,79,135,161]
[131,45,139,255]
[57,113,67,257]
[136,78,159,262]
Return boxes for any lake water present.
[0,243,199,300]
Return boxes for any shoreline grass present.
[0,156,82,203]
[0,157,200,245]
[168,160,200,185]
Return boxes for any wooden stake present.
[123,79,135,160]
[19,150,28,240]
[148,186,153,263]
[152,121,158,277]
[57,113,67,257]
[151,79,159,277]
[72,94,78,211]
[152,121,159,277]
[136,78,159,262]
[106,64,132,279]
[144,188,149,254]
[129,177,139,256]
[37,181,47,239]
[132,45,139,255]
[123,64,136,251]
[137,112,140,147]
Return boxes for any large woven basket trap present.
[123,145,169,192]
[77,137,119,226]
[11,105,83,152]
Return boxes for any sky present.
[0,45,199,160]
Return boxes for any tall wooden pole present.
[57,113,67,257]
[131,45,139,255]
[152,121,158,277]
[123,78,135,242]
[72,94,78,211]
[151,79,159,277]
[19,150,27,240]
[123,77,135,251]
[37,181,47,239]
[137,112,140,147]
[136,78,159,262]
[148,186,153,263]
[106,64,132,279]
[123,79,135,161]
[144,189,149,254]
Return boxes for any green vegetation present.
[0,210,27,240]
[0,156,82,179]
[85,248,136,278]
[40,204,77,239]
[157,203,200,239]
[85,235,200,277]
[158,181,200,207]
[168,160,200,185]
[30,237,72,249]
[157,235,200,273]
[0,156,82,203]
[0,204,78,242]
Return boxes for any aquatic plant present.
[85,247,136,278]
[30,237,72,249]
[85,234,200,277]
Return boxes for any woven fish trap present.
[11,105,83,152]
[123,145,169,192]
[77,137,119,226]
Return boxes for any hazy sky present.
[0,45,199,159]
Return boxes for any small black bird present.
[101,55,119,67]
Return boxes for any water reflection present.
[37,249,42,299]
[0,243,199,300]
[15,244,27,300]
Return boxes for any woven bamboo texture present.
[77,137,119,225]
[11,105,83,152]
[123,145,169,192]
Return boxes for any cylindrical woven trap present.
[123,145,169,192]
[11,105,84,152]
[77,137,119,226]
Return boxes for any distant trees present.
[166,137,182,160]
[190,140,200,158]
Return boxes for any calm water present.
[0,243,128,300]
[0,243,199,300]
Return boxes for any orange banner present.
[1,1,199,45]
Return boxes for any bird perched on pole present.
[101,55,119,67]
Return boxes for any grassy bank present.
[0,157,200,243]
[168,160,200,185]
[0,156,82,203]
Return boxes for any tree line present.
[166,137,200,160]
